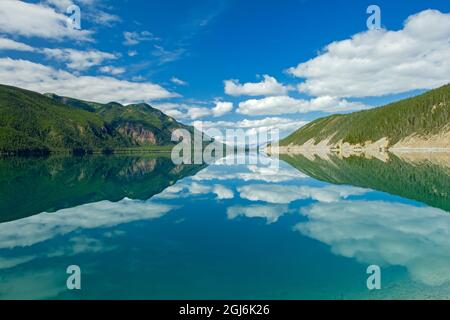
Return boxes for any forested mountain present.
[0,84,193,155]
[280,84,450,149]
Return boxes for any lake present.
[0,152,449,299]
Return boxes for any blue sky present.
[0,0,449,138]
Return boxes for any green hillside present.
[48,92,192,146]
[0,84,194,155]
[280,84,450,147]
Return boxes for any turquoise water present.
[0,154,449,299]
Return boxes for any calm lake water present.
[0,153,449,299]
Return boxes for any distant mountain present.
[279,84,450,152]
[0,84,194,155]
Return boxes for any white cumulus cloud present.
[212,101,233,116]
[0,37,35,51]
[0,0,92,41]
[154,100,233,120]
[99,65,125,75]
[0,57,177,104]
[288,9,450,98]
[0,37,118,71]
[41,48,117,71]
[195,117,308,140]
[44,0,121,27]
[224,75,289,96]
[237,95,367,115]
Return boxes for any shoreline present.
[266,145,450,163]
[0,148,174,157]
[273,147,450,154]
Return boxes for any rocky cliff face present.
[391,129,450,149]
[117,123,158,145]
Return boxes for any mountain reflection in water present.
[0,153,449,299]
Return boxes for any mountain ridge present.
[0,84,194,155]
[277,84,450,154]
